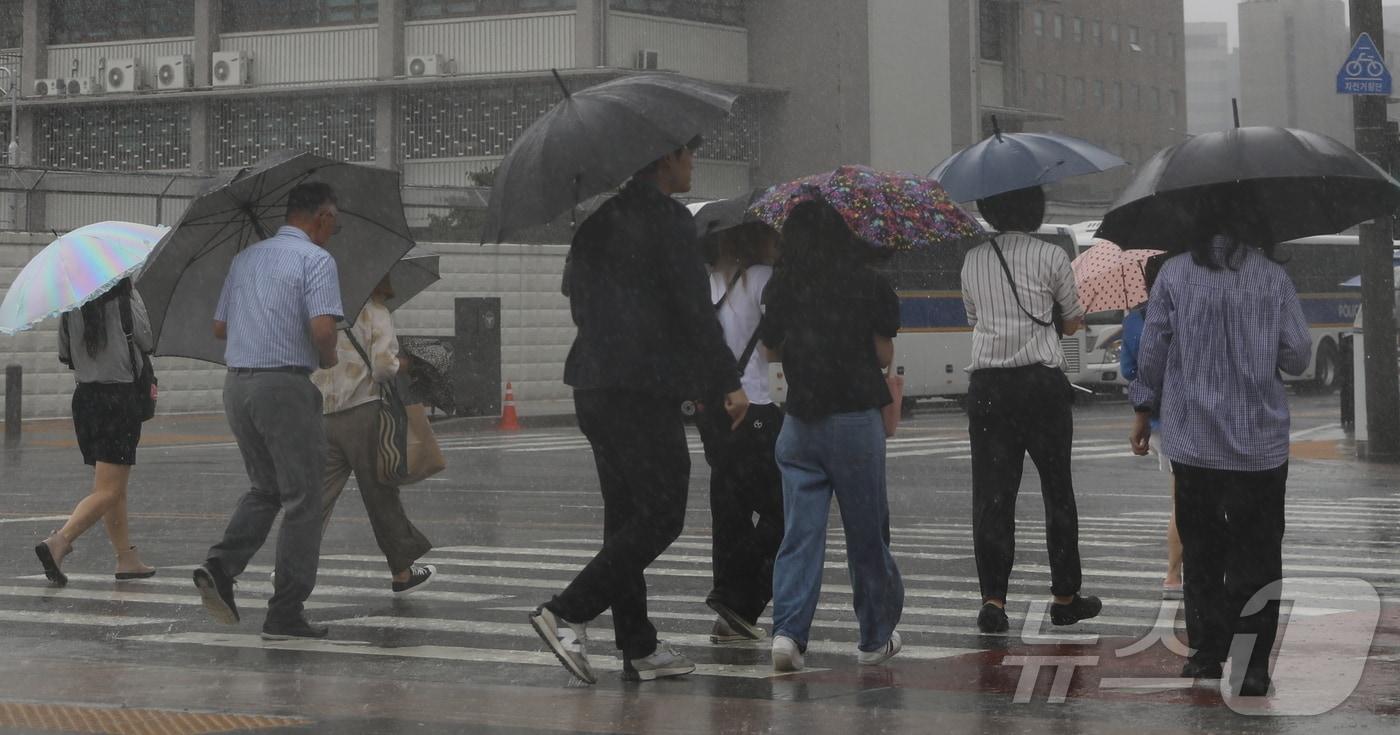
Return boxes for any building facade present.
[1237,0,1353,146]
[1184,22,1239,135]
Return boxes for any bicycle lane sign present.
[1338,32,1392,96]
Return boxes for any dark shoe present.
[115,546,156,580]
[1181,660,1223,680]
[1050,595,1102,626]
[193,561,239,625]
[977,603,1009,633]
[34,532,72,586]
[1237,670,1271,697]
[391,564,437,598]
[261,617,329,641]
[706,599,763,641]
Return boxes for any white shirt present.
[312,300,400,415]
[961,232,1084,371]
[709,264,773,405]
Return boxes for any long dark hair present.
[777,199,862,280]
[76,279,130,358]
[1189,186,1281,271]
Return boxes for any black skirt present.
[72,382,143,466]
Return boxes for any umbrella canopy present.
[929,129,1128,203]
[382,247,441,312]
[1071,240,1164,314]
[482,72,737,243]
[687,189,765,238]
[749,165,983,252]
[0,221,170,335]
[1096,127,1400,251]
[398,336,454,413]
[137,152,415,364]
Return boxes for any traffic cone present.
[498,381,522,432]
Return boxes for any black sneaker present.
[392,564,437,598]
[1181,659,1223,680]
[705,599,764,641]
[1050,595,1102,626]
[261,617,329,641]
[977,603,1009,633]
[1237,670,1272,697]
[193,561,239,625]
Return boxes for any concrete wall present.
[1185,22,1237,135]
[605,12,748,84]
[867,0,956,175]
[0,235,576,420]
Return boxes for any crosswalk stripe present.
[0,609,176,626]
[25,574,505,604]
[120,632,821,679]
[0,582,352,610]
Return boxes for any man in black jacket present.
[529,137,749,685]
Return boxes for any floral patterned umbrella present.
[1071,239,1164,314]
[748,165,983,252]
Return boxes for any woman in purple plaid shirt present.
[1127,220,1312,698]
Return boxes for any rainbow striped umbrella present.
[0,221,170,335]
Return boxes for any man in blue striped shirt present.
[194,182,344,641]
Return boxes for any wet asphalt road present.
[1,393,1399,734]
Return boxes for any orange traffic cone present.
[498,381,522,432]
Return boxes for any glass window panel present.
[37,103,190,171]
[608,0,743,27]
[0,0,20,47]
[50,0,194,44]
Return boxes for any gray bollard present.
[4,365,19,445]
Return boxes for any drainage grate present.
[0,702,309,735]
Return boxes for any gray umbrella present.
[686,188,766,239]
[382,247,440,312]
[481,71,737,243]
[136,151,415,363]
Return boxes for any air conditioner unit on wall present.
[155,55,193,90]
[32,78,64,97]
[635,49,660,70]
[103,57,142,93]
[407,54,449,77]
[212,51,251,87]
[67,77,101,95]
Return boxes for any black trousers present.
[697,401,785,623]
[967,364,1082,601]
[546,389,690,660]
[1172,461,1287,675]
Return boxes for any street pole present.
[1351,0,1400,461]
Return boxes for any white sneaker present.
[528,606,596,685]
[857,631,902,665]
[623,642,695,681]
[772,635,804,672]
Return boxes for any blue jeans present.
[771,409,903,652]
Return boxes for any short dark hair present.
[976,186,1046,233]
[634,135,704,178]
[286,181,337,219]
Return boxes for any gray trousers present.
[209,371,327,624]
[321,400,432,574]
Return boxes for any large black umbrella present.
[137,152,415,364]
[481,71,737,243]
[1096,127,1400,251]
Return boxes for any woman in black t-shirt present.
[761,200,905,672]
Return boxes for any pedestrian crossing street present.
[7,491,1400,684]
[435,429,1142,462]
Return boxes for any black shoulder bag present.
[117,291,158,422]
[987,235,1065,338]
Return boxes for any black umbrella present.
[137,152,415,364]
[481,71,737,243]
[1096,127,1400,251]
[382,247,440,312]
[398,336,454,413]
[686,188,766,239]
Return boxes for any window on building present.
[1149,86,1160,112]
[1167,89,1179,117]
[214,94,376,166]
[1032,10,1043,37]
[1092,79,1104,109]
[222,0,379,33]
[979,0,1004,61]
[1056,74,1067,109]
[1130,82,1140,110]
[1091,20,1102,46]
[408,1,576,21]
[1167,32,1176,60]
[38,103,189,171]
[1128,25,1141,52]
[609,0,744,27]
[1035,73,1046,100]
[1071,17,1083,43]
[49,0,195,44]
[1071,77,1085,108]
[0,0,21,47]
[1053,14,1063,40]
[1110,81,1121,109]
[1148,31,1157,56]
[1108,23,1119,49]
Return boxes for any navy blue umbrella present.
[929,121,1128,203]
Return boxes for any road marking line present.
[0,515,72,525]
[0,609,175,626]
[24,574,505,604]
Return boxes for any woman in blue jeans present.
[760,200,904,671]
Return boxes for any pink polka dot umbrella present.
[1072,239,1164,314]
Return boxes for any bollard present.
[4,365,19,445]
